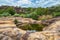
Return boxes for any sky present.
[0,0,60,8]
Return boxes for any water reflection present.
[26,30,36,33]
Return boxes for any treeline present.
[0,5,60,20]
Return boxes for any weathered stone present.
[0,17,60,40]
[43,21,60,31]
[0,20,26,40]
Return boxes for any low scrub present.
[17,24,45,31]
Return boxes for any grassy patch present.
[17,24,45,31]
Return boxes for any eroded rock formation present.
[0,20,26,40]
[0,17,60,40]
[27,21,60,40]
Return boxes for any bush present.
[52,12,60,17]
[38,15,53,20]
[13,13,20,17]
[24,14,31,18]
[14,19,18,25]
[20,14,26,17]
[29,12,38,20]
[19,11,38,20]
[17,24,45,31]
[18,11,39,20]
[0,12,11,17]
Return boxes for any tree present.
[6,7,16,15]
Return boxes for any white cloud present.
[0,0,60,7]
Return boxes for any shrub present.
[19,11,39,20]
[52,12,60,17]
[24,14,31,18]
[29,12,38,20]
[14,19,18,25]
[20,14,26,17]
[13,13,20,17]
[38,15,53,20]
[0,12,11,17]
[17,24,45,31]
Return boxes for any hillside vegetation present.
[0,5,60,20]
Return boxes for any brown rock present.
[0,17,60,40]
[0,20,26,40]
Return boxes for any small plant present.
[13,13,20,17]
[14,19,18,25]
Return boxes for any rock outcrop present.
[0,17,60,25]
[27,21,60,40]
[0,20,26,40]
[43,21,60,31]
[0,17,60,40]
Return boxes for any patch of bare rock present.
[27,21,60,40]
[0,17,60,26]
[0,20,26,40]
[0,17,60,40]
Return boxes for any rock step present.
[0,24,16,28]
[0,20,14,24]
[0,20,16,28]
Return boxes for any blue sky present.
[0,0,60,7]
